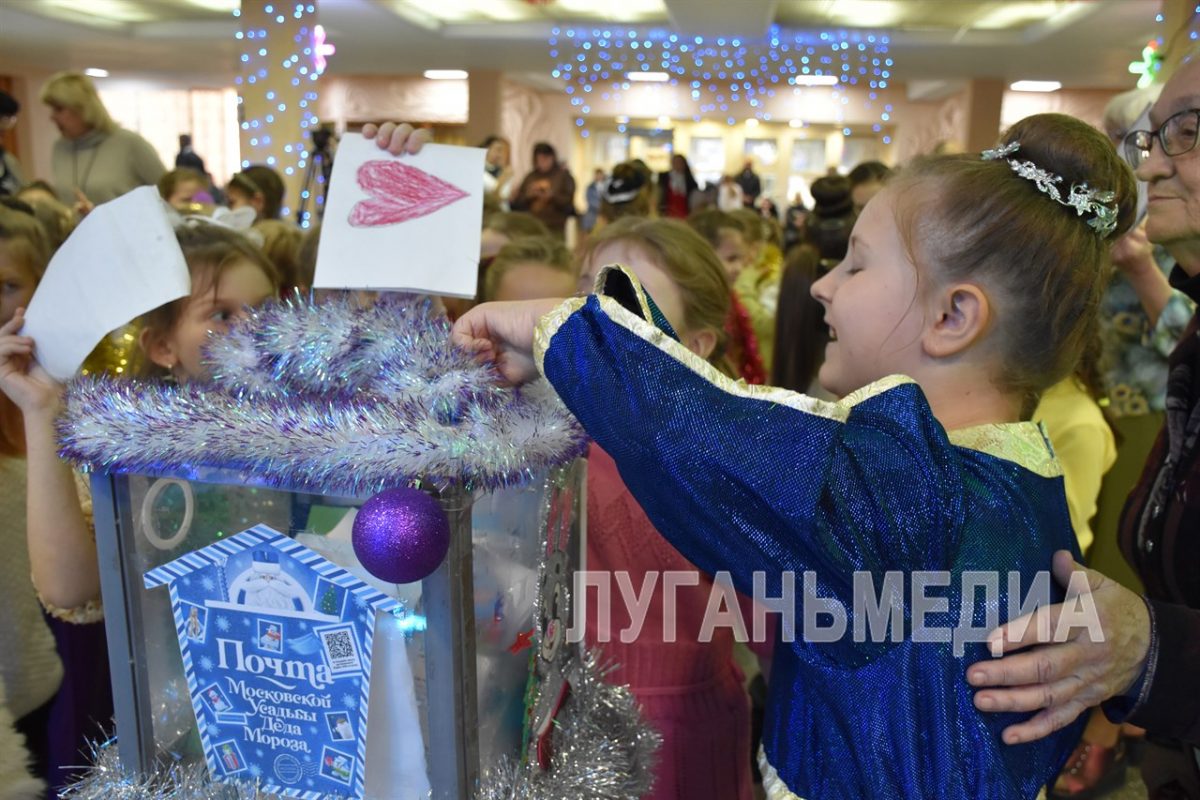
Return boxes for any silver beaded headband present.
[980,141,1119,237]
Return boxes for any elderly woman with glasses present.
[968,59,1200,800]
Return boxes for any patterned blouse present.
[1102,249,1195,417]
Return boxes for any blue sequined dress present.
[533,266,1084,799]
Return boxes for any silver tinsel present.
[59,741,261,800]
[476,647,661,800]
[59,293,587,494]
[479,461,659,800]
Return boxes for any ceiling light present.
[826,0,905,26]
[627,71,670,82]
[745,118,759,128]
[792,75,840,87]
[656,115,672,127]
[45,0,153,24]
[407,0,475,23]
[615,115,630,124]
[556,0,664,16]
[423,69,469,80]
[84,68,109,78]
[974,1,1066,30]
[789,119,803,128]
[1009,80,1061,92]
[182,0,238,10]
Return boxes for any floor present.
[1109,768,1150,800]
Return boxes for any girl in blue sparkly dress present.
[373,115,1135,797]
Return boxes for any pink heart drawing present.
[349,160,469,227]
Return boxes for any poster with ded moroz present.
[144,525,399,798]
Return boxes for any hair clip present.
[162,202,265,246]
[980,139,1119,238]
[1067,184,1119,237]
[980,141,1021,161]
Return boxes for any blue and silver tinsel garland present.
[59,294,587,495]
[66,646,660,800]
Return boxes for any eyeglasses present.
[1124,108,1200,166]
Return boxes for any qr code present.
[327,631,354,659]
[317,625,361,674]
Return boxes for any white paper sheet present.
[22,186,191,381]
[314,134,485,298]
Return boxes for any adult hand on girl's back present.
[452,299,564,385]
[0,309,63,417]
[966,550,1151,745]
[361,122,431,155]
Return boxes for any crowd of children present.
[0,66,1188,798]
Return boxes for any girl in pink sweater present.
[575,217,757,800]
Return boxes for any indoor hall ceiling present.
[0,0,1162,92]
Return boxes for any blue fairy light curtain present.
[549,25,895,134]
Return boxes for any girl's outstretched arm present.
[0,310,99,611]
[527,266,957,608]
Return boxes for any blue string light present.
[234,3,327,227]
[549,25,892,134]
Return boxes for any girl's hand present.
[451,299,565,385]
[0,309,64,417]
[361,122,431,156]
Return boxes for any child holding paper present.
[0,203,61,795]
[0,220,280,614]
[0,209,280,790]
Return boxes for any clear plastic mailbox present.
[92,460,585,799]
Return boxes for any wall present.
[1000,88,1115,131]
[568,80,910,128]
[892,87,1120,162]
[892,92,965,162]
[318,75,469,127]
[499,78,575,186]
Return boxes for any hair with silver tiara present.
[980,140,1119,237]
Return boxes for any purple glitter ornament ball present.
[352,488,450,584]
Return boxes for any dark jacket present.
[735,167,761,203]
[1112,265,1200,752]
[510,163,576,236]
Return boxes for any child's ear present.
[139,327,177,371]
[923,283,990,358]
[686,328,719,361]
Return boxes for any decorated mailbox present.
[143,526,399,797]
[59,295,658,799]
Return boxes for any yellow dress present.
[1032,378,1117,554]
